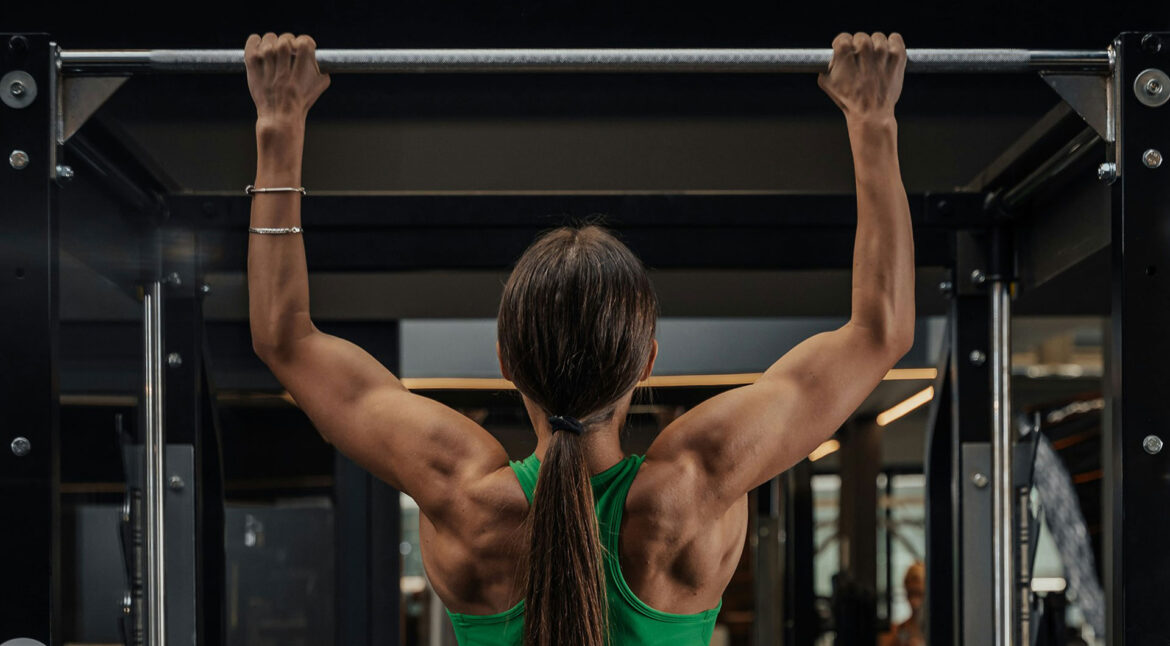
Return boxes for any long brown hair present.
[497,225,659,646]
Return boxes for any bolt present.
[970,269,987,286]
[200,283,211,295]
[939,280,954,295]
[1143,435,1164,455]
[9,80,25,97]
[7,36,28,56]
[1097,162,1117,183]
[1143,149,1163,169]
[10,436,31,457]
[55,164,74,182]
[1145,78,1164,97]
[168,475,185,490]
[1142,33,1163,54]
[9,150,29,170]
[167,352,182,368]
[164,272,181,287]
[969,349,987,366]
[971,472,989,488]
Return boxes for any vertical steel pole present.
[990,280,1013,646]
[143,280,167,645]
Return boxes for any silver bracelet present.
[245,184,307,196]
[249,226,304,235]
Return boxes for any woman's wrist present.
[255,117,306,183]
[845,113,898,136]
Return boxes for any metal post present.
[990,279,1013,646]
[57,48,1113,76]
[1107,30,1170,646]
[0,32,60,646]
[783,461,816,646]
[143,280,167,646]
[754,477,782,645]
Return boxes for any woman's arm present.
[245,33,509,520]
[644,32,914,508]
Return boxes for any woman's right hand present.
[245,32,331,127]
[817,32,907,124]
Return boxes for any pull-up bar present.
[58,48,1113,75]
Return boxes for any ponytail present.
[524,426,608,646]
[498,225,659,646]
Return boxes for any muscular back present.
[422,456,748,617]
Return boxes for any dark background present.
[8,0,1167,48]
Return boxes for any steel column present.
[0,32,60,646]
[990,279,1013,646]
[754,477,782,645]
[783,461,816,646]
[949,231,997,645]
[1107,31,1170,646]
[142,280,166,646]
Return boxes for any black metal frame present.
[0,33,61,646]
[1107,31,1170,646]
[5,27,1169,646]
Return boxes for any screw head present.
[1145,78,1164,96]
[939,280,954,295]
[168,475,185,490]
[1143,435,1164,455]
[167,352,183,368]
[10,436,31,457]
[969,349,987,366]
[55,164,74,182]
[1142,33,1164,54]
[1143,149,1163,169]
[1098,162,1117,183]
[9,149,29,170]
[7,36,29,56]
[971,472,989,488]
[9,80,25,97]
[970,269,987,286]
[200,283,211,295]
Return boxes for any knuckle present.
[294,35,316,51]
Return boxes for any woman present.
[245,31,912,646]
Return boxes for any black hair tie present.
[548,415,585,435]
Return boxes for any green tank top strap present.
[445,452,722,645]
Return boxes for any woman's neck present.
[525,395,631,475]
[532,428,626,475]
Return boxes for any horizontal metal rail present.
[59,48,1112,75]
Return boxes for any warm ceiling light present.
[400,368,936,391]
[400,377,514,390]
[876,386,935,427]
[809,439,841,462]
[883,368,938,381]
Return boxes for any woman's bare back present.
[420,456,747,616]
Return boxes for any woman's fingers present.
[273,33,295,81]
[292,34,319,76]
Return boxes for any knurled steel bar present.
[59,48,1112,75]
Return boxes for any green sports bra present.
[445,453,722,646]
